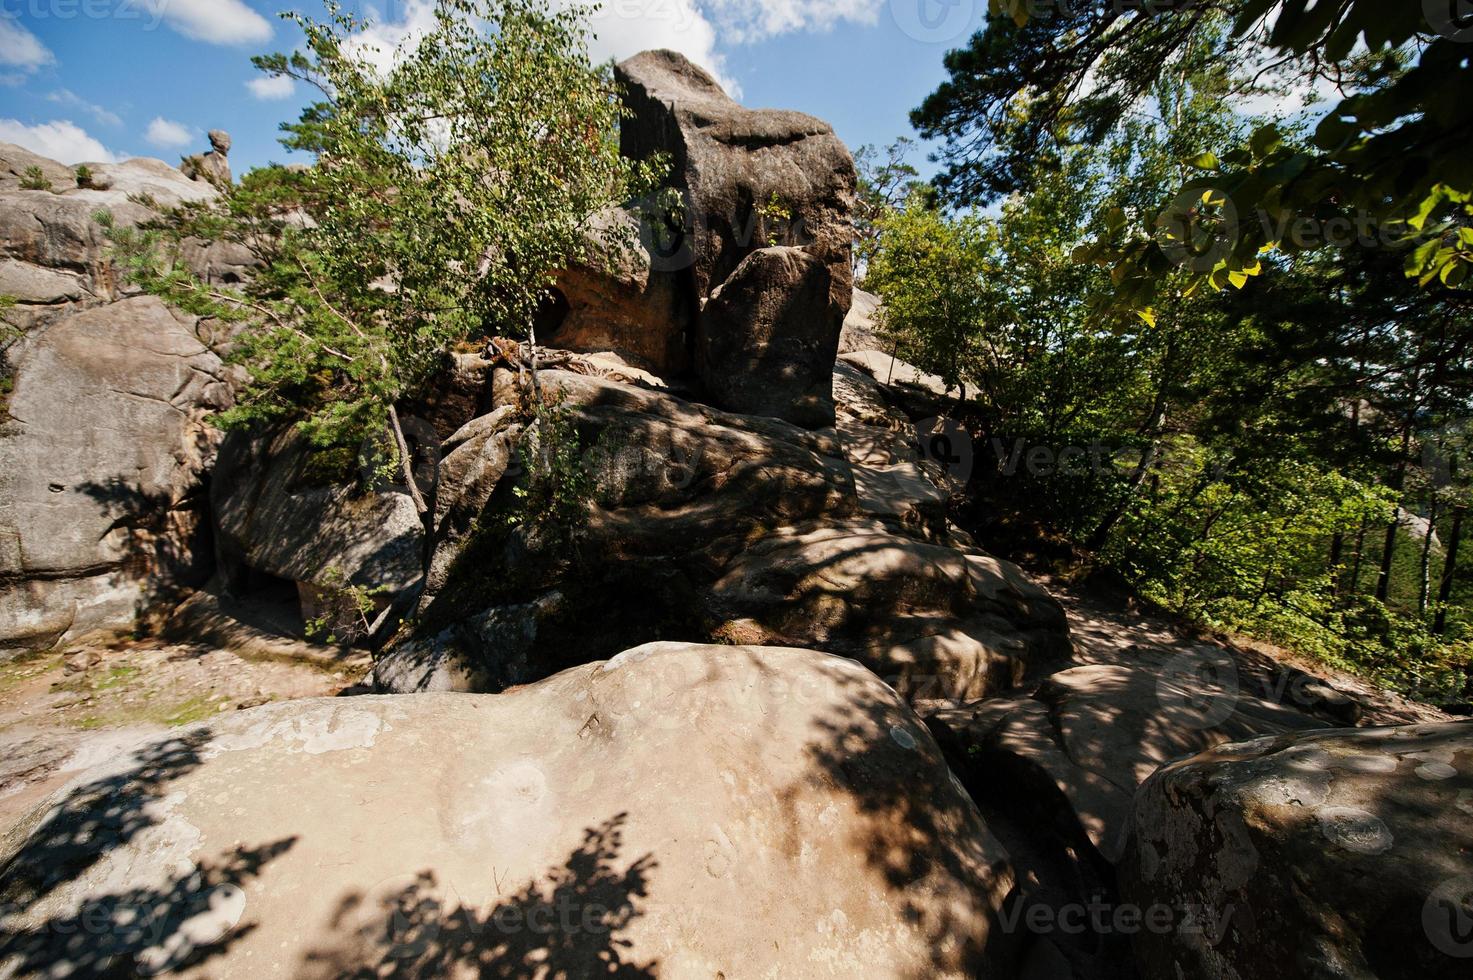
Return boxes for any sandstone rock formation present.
[0,643,1015,979]
[375,358,1068,698]
[613,50,856,424]
[212,428,427,616]
[841,287,882,354]
[696,245,841,427]
[1120,723,1473,980]
[180,130,232,188]
[542,206,694,377]
[0,297,230,653]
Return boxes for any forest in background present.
[857,2,1472,705]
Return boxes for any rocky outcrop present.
[615,49,855,421]
[841,287,882,353]
[0,643,1015,979]
[180,130,232,188]
[0,296,230,653]
[925,658,1326,865]
[543,206,694,377]
[376,358,1068,697]
[616,50,856,306]
[212,428,426,611]
[696,245,841,427]
[1120,723,1473,980]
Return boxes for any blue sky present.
[0,0,996,177]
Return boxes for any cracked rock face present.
[377,363,1068,699]
[0,644,1014,979]
[0,297,230,653]
[1119,723,1473,980]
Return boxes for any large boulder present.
[543,206,694,378]
[378,365,1069,698]
[841,287,882,354]
[0,297,230,653]
[1120,723,1473,980]
[925,657,1327,866]
[696,245,841,427]
[615,50,857,308]
[0,643,1016,979]
[211,428,426,617]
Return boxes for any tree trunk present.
[1376,426,1414,602]
[1348,520,1368,596]
[1329,532,1345,597]
[1435,505,1464,635]
[1419,493,1440,617]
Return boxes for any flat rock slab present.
[0,643,1014,979]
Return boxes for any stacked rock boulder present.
[544,50,857,428]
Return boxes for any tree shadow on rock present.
[0,729,296,977]
[781,660,1019,979]
[300,814,658,979]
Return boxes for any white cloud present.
[47,90,123,128]
[700,0,883,43]
[145,116,195,148]
[0,119,117,164]
[343,0,734,93]
[0,15,54,71]
[584,0,729,88]
[141,0,274,46]
[247,73,295,100]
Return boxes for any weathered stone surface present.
[0,297,228,652]
[0,259,87,305]
[0,142,74,193]
[841,287,881,353]
[696,245,841,427]
[544,206,694,377]
[212,428,426,601]
[1121,723,1473,980]
[1,643,1015,979]
[81,158,220,207]
[615,49,856,314]
[179,130,232,188]
[840,348,951,400]
[380,367,1068,699]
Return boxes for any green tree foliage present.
[915,0,1473,306]
[110,0,662,509]
[18,166,51,192]
[873,20,1473,701]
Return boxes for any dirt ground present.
[0,633,370,834]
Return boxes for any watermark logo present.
[891,0,976,44]
[1157,646,1240,729]
[1426,0,1473,42]
[1156,186,1239,272]
[915,417,974,483]
[1424,876,1473,958]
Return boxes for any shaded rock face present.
[0,297,230,652]
[377,363,1068,699]
[616,50,856,306]
[543,207,694,377]
[696,245,841,427]
[1120,723,1473,980]
[614,49,855,423]
[0,644,1015,979]
[212,428,426,602]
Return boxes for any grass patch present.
[0,650,62,695]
